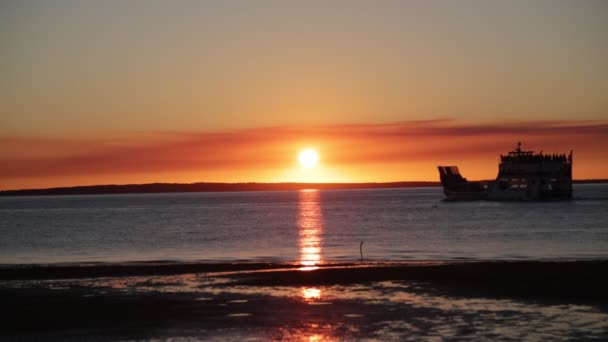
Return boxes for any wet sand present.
[2,261,608,340]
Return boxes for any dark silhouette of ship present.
[438,142,573,201]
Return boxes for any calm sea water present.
[1,185,607,265]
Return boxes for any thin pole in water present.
[360,241,364,261]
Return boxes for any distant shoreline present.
[0,181,438,196]
[1,179,607,196]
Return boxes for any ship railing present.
[500,153,570,164]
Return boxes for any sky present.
[1,1,607,189]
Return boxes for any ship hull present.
[438,143,573,202]
[486,183,572,201]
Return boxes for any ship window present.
[508,178,528,189]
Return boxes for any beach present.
[2,261,607,340]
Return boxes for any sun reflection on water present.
[308,334,327,342]
[301,287,321,301]
[298,189,323,270]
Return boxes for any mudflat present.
[2,261,607,340]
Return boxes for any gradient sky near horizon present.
[1,1,608,189]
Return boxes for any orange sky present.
[2,2,607,189]
[2,119,607,190]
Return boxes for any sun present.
[298,149,319,168]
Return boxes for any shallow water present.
[3,267,606,341]
[1,184,607,264]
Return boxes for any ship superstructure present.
[438,142,573,201]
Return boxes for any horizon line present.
[2,179,607,196]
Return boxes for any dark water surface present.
[1,184,607,265]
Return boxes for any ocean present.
[2,184,607,265]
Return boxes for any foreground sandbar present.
[2,260,607,340]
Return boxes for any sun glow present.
[298,149,319,168]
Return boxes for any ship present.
[438,142,573,201]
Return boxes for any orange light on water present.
[301,287,322,301]
[298,189,323,270]
[307,334,325,342]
